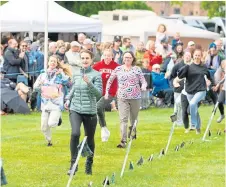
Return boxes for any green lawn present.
[1,106,225,187]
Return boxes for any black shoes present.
[47,142,53,146]
[117,141,127,148]
[85,157,93,175]
[67,162,78,176]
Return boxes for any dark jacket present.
[141,68,152,89]
[178,63,214,95]
[1,78,16,90]
[56,51,68,64]
[3,47,22,80]
[170,60,186,93]
[21,52,29,73]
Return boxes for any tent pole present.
[44,0,49,70]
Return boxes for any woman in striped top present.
[105,51,147,148]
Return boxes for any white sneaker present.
[101,127,110,142]
[184,129,189,133]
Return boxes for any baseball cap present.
[114,35,122,42]
[209,42,217,49]
[24,37,32,44]
[188,41,195,46]
[70,41,81,47]
[83,39,94,45]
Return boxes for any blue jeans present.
[36,92,41,111]
[187,91,206,129]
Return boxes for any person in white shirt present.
[65,41,82,75]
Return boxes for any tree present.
[170,1,183,7]
[115,1,152,11]
[57,1,152,17]
[201,1,225,18]
[0,1,7,6]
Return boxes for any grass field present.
[1,106,225,187]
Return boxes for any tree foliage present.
[170,1,183,7]
[0,1,7,6]
[57,1,152,17]
[201,1,225,18]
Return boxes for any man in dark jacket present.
[3,39,24,83]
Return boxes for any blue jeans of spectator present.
[36,92,41,111]
[187,91,206,129]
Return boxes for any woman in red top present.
[143,40,162,71]
[93,49,120,142]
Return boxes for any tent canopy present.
[103,16,220,40]
[0,1,102,32]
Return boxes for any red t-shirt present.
[93,60,120,96]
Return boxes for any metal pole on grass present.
[44,0,49,70]
[66,136,88,187]
[120,120,138,178]
[202,102,219,141]
[165,114,177,155]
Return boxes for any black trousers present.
[69,110,97,163]
[96,97,107,128]
[218,90,225,104]
[208,89,224,115]
[181,93,189,129]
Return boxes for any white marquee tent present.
[0,1,102,33]
[103,16,220,42]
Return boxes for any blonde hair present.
[64,42,71,52]
[101,42,113,51]
[56,40,65,49]
[157,24,167,32]
[48,55,72,78]
[103,48,113,56]
[145,40,155,51]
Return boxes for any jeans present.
[187,91,206,129]
[36,92,41,111]
[174,92,183,125]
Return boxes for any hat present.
[36,33,44,40]
[188,41,195,46]
[161,36,169,43]
[83,39,94,45]
[70,41,81,47]
[0,67,6,74]
[24,37,32,43]
[114,35,122,42]
[209,42,217,49]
